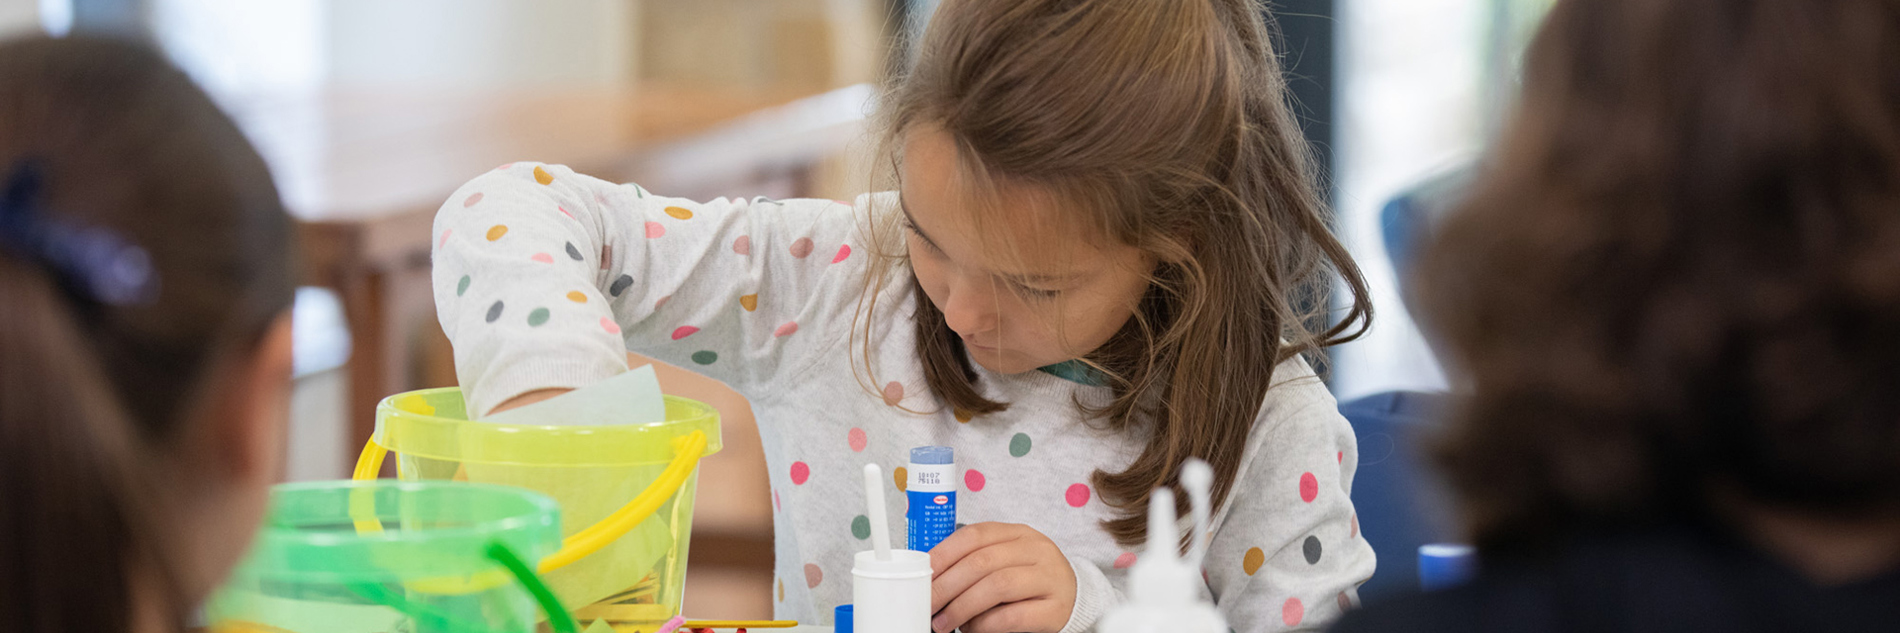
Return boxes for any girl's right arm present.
[430,162,870,418]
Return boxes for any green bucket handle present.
[341,542,577,633]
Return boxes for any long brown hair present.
[0,36,293,633]
[858,0,1372,547]
[1419,0,1900,557]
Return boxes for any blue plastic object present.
[835,604,854,633]
[1418,543,1478,591]
[1340,390,1458,603]
[909,446,954,465]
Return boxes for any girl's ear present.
[203,311,295,482]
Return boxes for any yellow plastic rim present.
[373,389,721,467]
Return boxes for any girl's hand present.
[928,522,1077,633]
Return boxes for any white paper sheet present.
[481,364,667,426]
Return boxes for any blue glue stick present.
[906,446,956,551]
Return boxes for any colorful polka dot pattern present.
[1282,597,1304,627]
[1299,472,1319,503]
[1009,433,1032,457]
[1243,547,1266,575]
[804,564,822,588]
[790,461,811,485]
[445,182,855,433]
[964,469,986,491]
[1065,483,1091,508]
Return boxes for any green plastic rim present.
[373,387,723,466]
[230,480,562,584]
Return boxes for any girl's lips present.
[962,336,998,351]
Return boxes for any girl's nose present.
[939,275,999,336]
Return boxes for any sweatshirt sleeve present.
[1060,554,1125,633]
[1204,359,1376,632]
[430,162,871,418]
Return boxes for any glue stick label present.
[906,461,956,551]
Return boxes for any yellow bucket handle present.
[352,430,709,575]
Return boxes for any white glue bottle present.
[1097,458,1227,633]
[855,463,932,633]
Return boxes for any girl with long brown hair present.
[1335,0,1900,631]
[433,1,1374,630]
[0,36,297,633]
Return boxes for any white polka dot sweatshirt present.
[430,162,1375,632]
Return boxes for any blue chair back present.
[1340,390,1458,603]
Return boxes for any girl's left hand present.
[928,522,1077,633]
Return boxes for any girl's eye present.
[902,220,942,254]
[1016,283,1062,300]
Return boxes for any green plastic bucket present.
[357,387,721,629]
[206,480,566,633]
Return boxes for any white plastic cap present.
[1181,459,1214,567]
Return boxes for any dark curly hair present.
[1419,0,1900,557]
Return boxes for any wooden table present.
[232,83,872,472]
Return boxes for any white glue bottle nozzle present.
[863,463,892,561]
[1181,458,1214,568]
[1097,461,1227,633]
[1127,488,1197,607]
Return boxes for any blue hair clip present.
[0,161,159,306]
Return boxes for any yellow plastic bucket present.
[356,387,721,630]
